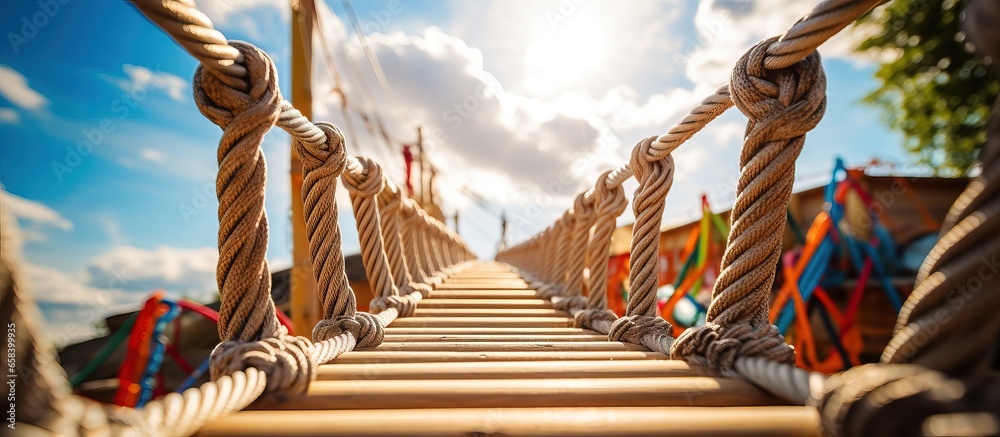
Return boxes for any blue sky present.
[0,0,911,344]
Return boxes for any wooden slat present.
[434,283,530,290]
[333,350,667,364]
[428,289,542,299]
[381,334,607,342]
[200,407,820,436]
[388,317,573,328]
[317,360,706,380]
[366,341,646,352]
[415,298,553,309]
[249,377,781,410]
[383,327,596,335]
[411,308,569,317]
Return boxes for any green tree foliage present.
[858,0,999,176]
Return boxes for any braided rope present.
[671,37,826,373]
[379,182,432,298]
[880,0,1000,373]
[575,171,629,333]
[342,158,400,304]
[607,138,675,351]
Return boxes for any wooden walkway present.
[198,262,820,436]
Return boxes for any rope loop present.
[574,308,618,329]
[608,315,672,345]
[193,41,278,131]
[730,36,826,142]
[553,296,587,314]
[209,327,316,394]
[370,294,417,318]
[293,121,346,174]
[672,322,793,374]
[342,156,385,199]
[313,313,385,348]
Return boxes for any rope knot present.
[193,41,280,130]
[608,315,672,345]
[312,313,385,348]
[342,156,385,198]
[294,121,346,173]
[671,322,793,374]
[209,327,316,394]
[629,136,667,181]
[370,294,417,318]
[574,308,618,329]
[730,36,826,137]
[553,295,587,314]
[572,191,596,223]
[408,282,433,298]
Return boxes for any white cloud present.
[0,65,49,110]
[119,64,188,102]
[85,245,219,301]
[0,108,18,123]
[141,148,164,162]
[194,0,288,39]
[686,0,882,88]
[0,191,72,244]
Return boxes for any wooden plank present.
[415,298,553,309]
[248,377,782,410]
[333,350,667,364]
[383,327,596,335]
[381,334,608,343]
[388,317,573,328]
[200,407,820,436]
[365,341,646,352]
[428,289,542,299]
[411,308,569,317]
[435,283,531,290]
[317,360,706,380]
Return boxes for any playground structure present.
[4,0,1000,435]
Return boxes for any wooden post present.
[290,0,320,336]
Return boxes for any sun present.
[524,22,606,92]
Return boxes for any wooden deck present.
[197,263,820,436]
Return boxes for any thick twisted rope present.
[539,212,574,299]
[553,192,598,314]
[880,0,1000,374]
[342,157,406,312]
[575,171,629,333]
[607,138,675,352]
[380,182,432,299]
[671,37,826,373]
[400,199,430,284]
[4,194,267,437]
[193,41,317,393]
[603,0,884,189]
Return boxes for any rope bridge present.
[3,0,998,435]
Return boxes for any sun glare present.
[525,23,605,91]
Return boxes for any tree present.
[858,0,999,176]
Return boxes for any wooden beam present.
[317,360,705,380]
[333,350,667,364]
[434,283,530,290]
[387,317,573,328]
[382,327,596,335]
[248,377,781,410]
[410,308,569,317]
[414,298,553,309]
[288,0,320,337]
[200,407,820,436]
[428,290,542,299]
[368,341,646,352]
[381,334,607,342]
